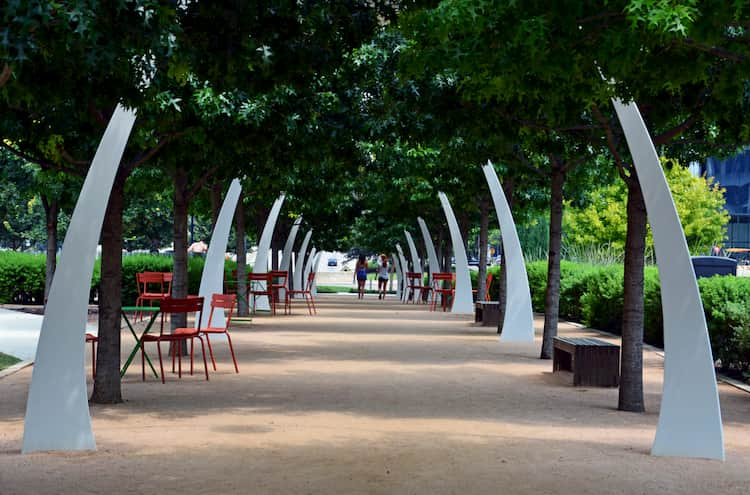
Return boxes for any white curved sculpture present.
[196,179,241,329]
[253,194,285,310]
[293,229,313,296]
[395,244,409,303]
[417,217,440,285]
[404,230,421,276]
[23,105,137,453]
[438,192,473,314]
[281,217,302,272]
[303,247,317,289]
[612,99,724,460]
[482,163,534,342]
[391,252,403,299]
[311,252,322,296]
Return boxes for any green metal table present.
[120,306,160,378]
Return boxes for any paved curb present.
[717,374,750,394]
[0,360,33,380]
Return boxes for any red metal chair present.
[287,271,317,315]
[85,333,98,380]
[473,272,494,302]
[248,272,274,314]
[430,272,455,312]
[201,293,239,373]
[269,269,290,315]
[140,296,208,383]
[406,272,424,303]
[135,272,172,321]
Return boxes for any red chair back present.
[305,271,316,291]
[432,272,454,290]
[159,296,204,335]
[269,270,289,288]
[137,271,165,293]
[208,293,236,328]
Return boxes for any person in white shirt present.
[377,254,389,300]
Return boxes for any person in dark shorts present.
[354,254,368,299]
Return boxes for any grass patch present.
[0,352,21,371]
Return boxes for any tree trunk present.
[172,168,190,330]
[477,197,490,301]
[41,195,58,305]
[619,173,647,412]
[90,177,126,404]
[436,225,444,273]
[235,197,249,316]
[210,182,222,232]
[540,164,565,359]
[271,235,282,271]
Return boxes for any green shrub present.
[579,265,624,333]
[697,276,750,375]
[525,260,548,312]
[0,252,237,305]
[558,261,598,322]
[642,267,663,347]
[0,252,49,304]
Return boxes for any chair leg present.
[141,341,146,382]
[197,336,209,381]
[226,333,239,373]
[189,338,194,376]
[309,294,317,315]
[177,340,182,378]
[172,342,176,372]
[91,340,96,381]
[157,341,165,384]
[205,333,217,371]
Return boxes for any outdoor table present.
[120,306,160,378]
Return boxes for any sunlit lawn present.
[0,352,21,371]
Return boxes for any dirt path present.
[0,295,748,494]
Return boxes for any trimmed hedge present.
[526,260,749,379]
[0,252,237,306]
[0,252,47,304]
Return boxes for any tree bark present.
[209,182,222,232]
[477,197,490,301]
[619,172,647,412]
[540,164,565,359]
[41,195,58,305]
[90,177,126,404]
[436,225,444,273]
[235,197,249,316]
[172,168,190,330]
[0,63,11,88]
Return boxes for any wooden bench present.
[552,337,620,387]
[475,301,500,326]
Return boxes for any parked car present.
[726,248,750,265]
[327,257,338,267]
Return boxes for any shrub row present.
[526,260,750,379]
[0,252,237,306]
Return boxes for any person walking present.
[377,254,389,300]
[354,254,368,299]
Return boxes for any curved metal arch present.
[482,163,534,342]
[23,105,137,453]
[613,98,723,460]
